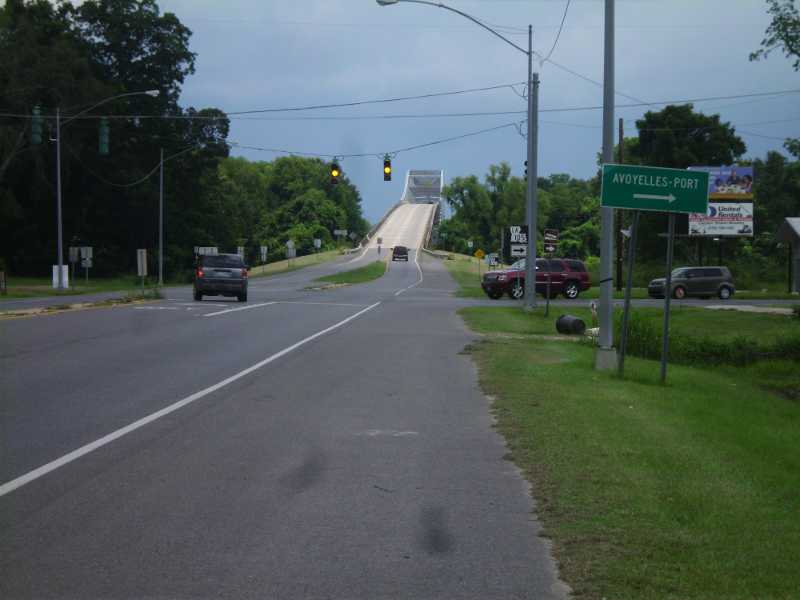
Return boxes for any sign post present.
[313,238,322,253]
[474,248,485,281]
[601,164,709,382]
[286,240,295,267]
[69,246,79,287]
[79,246,93,286]
[137,249,147,297]
[617,211,640,378]
[543,229,558,317]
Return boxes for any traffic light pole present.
[55,107,65,290]
[524,25,539,310]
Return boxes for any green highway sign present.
[601,164,709,214]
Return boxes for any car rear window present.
[565,260,586,272]
[201,254,244,268]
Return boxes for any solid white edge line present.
[0,301,382,498]
[202,301,277,317]
[394,248,425,296]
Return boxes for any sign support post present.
[617,210,640,378]
[660,213,676,384]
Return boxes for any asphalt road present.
[0,207,568,598]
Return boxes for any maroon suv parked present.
[481,258,591,300]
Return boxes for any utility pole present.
[159,147,164,286]
[524,25,539,310]
[597,0,617,370]
[616,117,624,292]
[55,107,65,289]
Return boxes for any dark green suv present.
[648,266,734,300]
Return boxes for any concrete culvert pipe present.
[556,314,586,335]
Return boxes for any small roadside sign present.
[80,257,93,268]
[377,237,383,245]
[486,253,499,266]
[349,232,358,240]
[544,243,557,254]
[334,229,347,237]
[69,247,79,263]
[474,249,485,259]
[601,164,709,214]
[467,240,474,249]
[313,238,322,249]
[137,249,147,277]
[544,229,559,243]
[260,245,268,263]
[509,225,528,243]
[79,246,93,260]
[286,240,295,250]
[510,245,526,258]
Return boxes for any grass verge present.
[460,307,800,599]
[315,260,386,285]
[0,288,162,319]
[0,276,167,300]
[441,254,487,297]
[249,249,341,279]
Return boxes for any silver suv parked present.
[648,266,734,300]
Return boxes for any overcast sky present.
[158,0,799,223]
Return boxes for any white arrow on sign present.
[633,193,676,203]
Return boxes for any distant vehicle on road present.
[481,258,591,300]
[194,253,248,302]
[392,246,409,262]
[648,266,734,300]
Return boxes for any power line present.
[541,0,571,64]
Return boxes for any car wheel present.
[194,290,202,301]
[718,286,732,300]
[563,281,580,299]
[509,281,525,300]
[673,285,686,300]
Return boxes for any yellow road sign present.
[474,249,485,259]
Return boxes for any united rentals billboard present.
[689,202,754,237]
[688,165,754,200]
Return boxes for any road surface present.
[0,205,568,599]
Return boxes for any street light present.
[376,0,540,308]
[53,89,159,289]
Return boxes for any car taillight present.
[197,269,204,278]
[242,268,248,278]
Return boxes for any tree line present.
[0,0,369,280]
[437,103,800,287]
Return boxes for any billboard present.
[689,202,754,237]
[688,165,753,200]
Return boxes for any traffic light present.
[383,155,392,182]
[330,160,341,185]
[31,105,43,145]
[524,160,528,177]
[98,117,110,155]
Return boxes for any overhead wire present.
[540,0,571,64]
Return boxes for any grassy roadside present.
[459,306,800,599]
[441,254,486,298]
[315,260,386,285]
[249,249,341,278]
[0,289,163,319]
[0,276,164,300]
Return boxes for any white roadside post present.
[137,249,147,297]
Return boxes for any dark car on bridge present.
[194,253,248,302]
[481,258,591,300]
[392,246,409,261]
[648,266,734,300]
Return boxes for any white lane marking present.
[202,301,277,317]
[394,249,424,296]
[0,301,382,498]
[359,429,419,437]
[278,301,370,308]
[134,306,180,311]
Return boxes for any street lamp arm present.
[62,90,159,127]
[385,0,528,55]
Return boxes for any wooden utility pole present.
[616,118,624,291]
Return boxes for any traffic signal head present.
[31,105,43,145]
[330,161,341,184]
[524,160,528,177]
[99,117,110,155]
[383,156,392,181]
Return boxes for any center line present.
[0,301,382,498]
[202,301,277,317]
